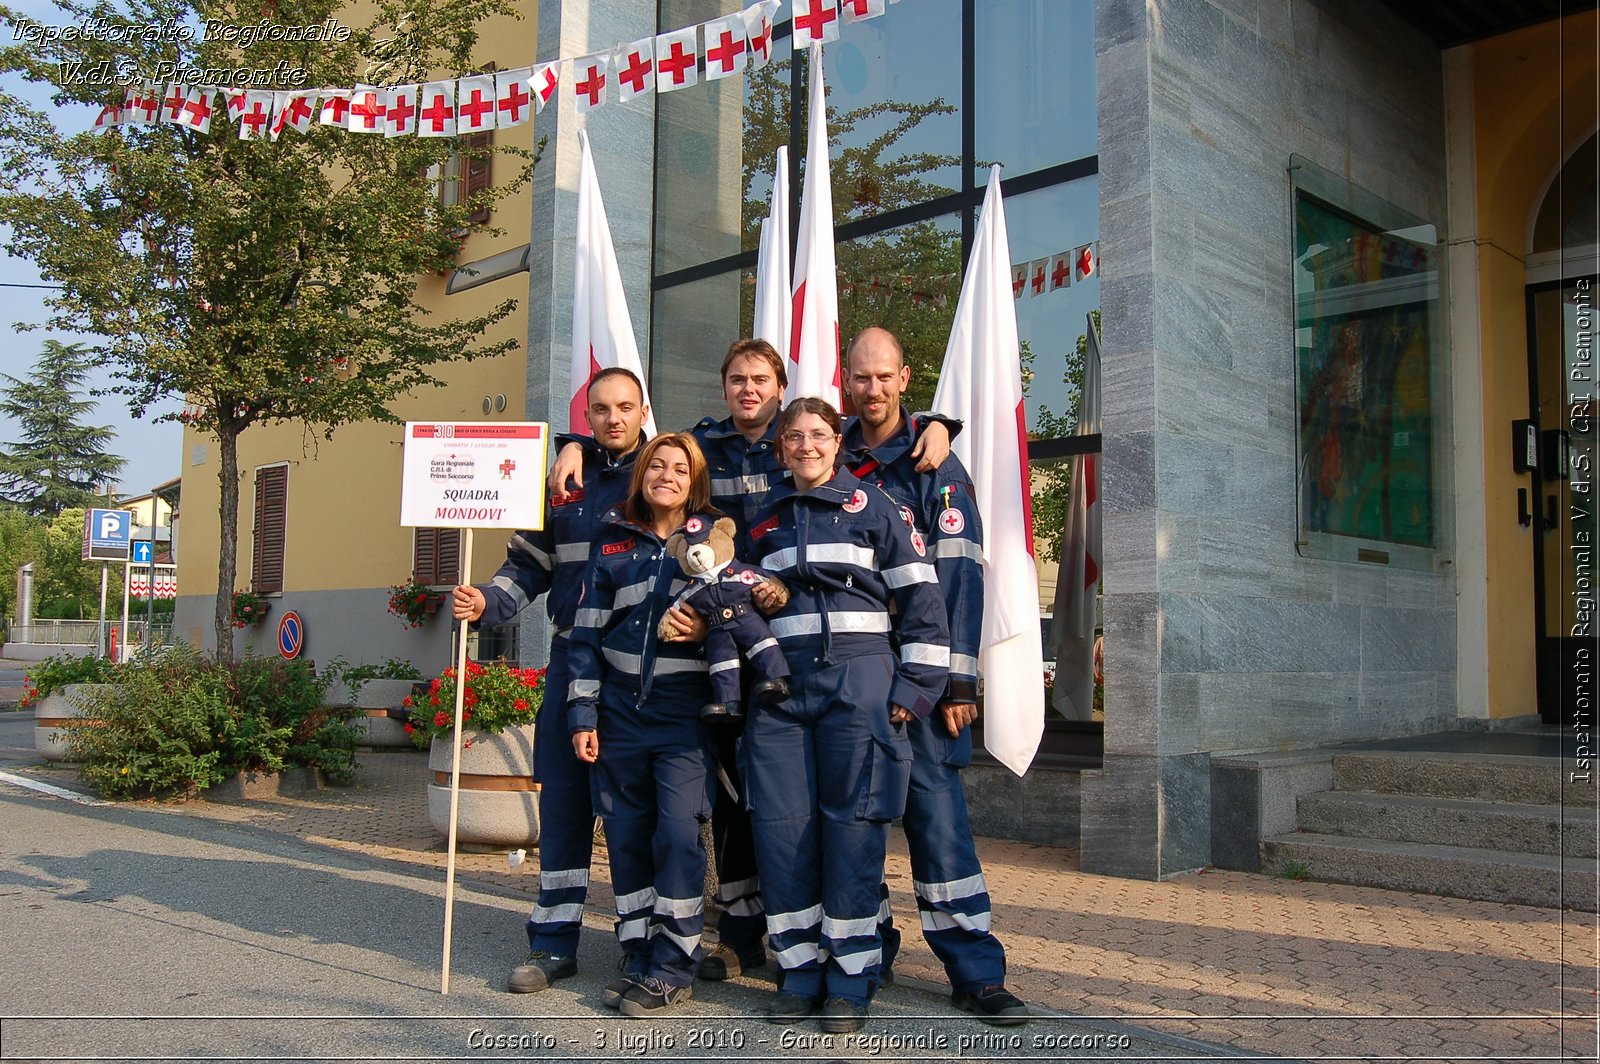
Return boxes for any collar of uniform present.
[790,466,864,506]
[558,431,647,471]
[597,507,666,544]
[696,414,778,450]
[842,404,916,469]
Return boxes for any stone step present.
[1332,751,1593,805]
[1261,832,1598,911]
[1297,790,1597,858]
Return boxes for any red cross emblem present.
[420,92,453,132]
[386,91,415,132]
[575,65,605,107]
[909,531,927,557]
[749,19,772,61]
[842,489,868,514]
[499,459,516,480]
[738,570,759,585]
[240,100,272,136]
[497,80,530,123]
[1031,263,1047,295]
[182,91,211,126]
[535,66,558,106]
[458,88,494,128]
[283,95,314,130]
[138,91,160,122]
[162,84,187,121]
[795,0,838,41]
[617,49,653,95]
[350,90,384,130]
[1077,245,1096,279]
[322,95,350,124]
[706,29,745,73]
[657,40,695,86]
[938,509,965,535]
[685,516,704,534]
[1051,256,1070,289]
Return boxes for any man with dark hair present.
[840,326,1029,1026]
[452,366,650,994]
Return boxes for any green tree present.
[35,507,103,619]
[0,506,50,626]
[1025,311,1097,563]
[0,0,534,659]
[0,341,126,517]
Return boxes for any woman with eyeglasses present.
[566,433,720,1019]
[741,397,951,1033]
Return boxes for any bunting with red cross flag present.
[159,82,186,124]
[318,90,351,127]
[613,39,654,103]
[572,54,608,113]
[238,90,274,140]
[793,0,841,47]
[1049,251,1073,291]
[173,87,213,132]
[1028,257,1048,297]
[744,0,780,70]
[347,84,386,133]
[494,68,533,128]
[840,0,886,22]
[1075,242,1097,281]
[532,61,559,112]
[122,84,154,126]
[267,91,289,140]
[702,13,748,81]
[383,84,417,137]
[455,74,497,131]
[654,26,698,93]
[280,91,317,135]
[223,87,246,123]
[417,81,456,137]
[93,100,122,130]
[1010,262,1028,300]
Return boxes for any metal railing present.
[8,619,174,649]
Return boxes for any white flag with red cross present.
[267,91,289,141]
[92,100,122,130]
[572,55,609,113]
[1010,262,1028,300]
[1049,251,1073,291]
[613,39,655,103]
[789,44,840,407]
[122,85,153,126]
[494,68,534,128]
[571,129,659,438]
[1027,257,1048,297]
[278,91,317,135]
[793,0,840,47]
[173,87,213,132]
[744,0,780,70]
[932,165,1044,777]
[318,90,351,127]
[223,87,247,123]
[655,27,698,93]
[701,14,748,81]
[532,62,559,113]
[455,74,497,131]
[159,82,187,124]
[384,84,418,137]
[1051,312,1102,722]
[1075,242,1097,281]
[754,145,791,364]
[417,81,457,137]
[238,91,275,140]
[347,84,386,133]
[839,0,886,22]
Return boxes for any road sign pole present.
[144,517,157,654]
[96,563,108,659]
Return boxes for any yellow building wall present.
[176,3,538,614]
[1468,10,1597,715]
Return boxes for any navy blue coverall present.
[473,433,640,959]
[567,510,717,988]
[688,415,789,953]
[744,468,951,1007]
[843,408,1007,995]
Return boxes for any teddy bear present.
[659,514,792,724]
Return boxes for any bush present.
[64,648,362,799]
[20,652,119,707]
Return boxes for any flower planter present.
[335,678,424,749]
[427,724,540,848]
[206,766,324,801]
[33,683,114,763]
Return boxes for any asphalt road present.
[0,714,1231,1063]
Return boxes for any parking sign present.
[82,508,132,561]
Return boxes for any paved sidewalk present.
[6,742,1596,1061]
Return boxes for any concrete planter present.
[207,766,324,801]
[342,678,423,749]
[33,683,114,762]
[427,725,540,848]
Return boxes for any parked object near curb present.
[426,725,540,848]
[207,766,324,801]
[33,683,113,763]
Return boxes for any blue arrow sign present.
[131,540,154,564]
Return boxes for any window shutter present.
[412,528,462,585]
[464,130,492,225]
[437,528,462,585]
[412,528,436,584]
[251,465,287,594]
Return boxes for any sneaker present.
[617,976,693,1018]
[765,992,818,1025]
[600,973,643,1009]
[819,996,868,1033]
[952,984,1030,1026]
[698,941,767,980]
[507,951,576,993]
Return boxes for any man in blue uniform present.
[840,327,1030,1026]
[451,367,649,994]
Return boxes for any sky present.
[2,2,184,499]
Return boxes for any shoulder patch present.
[909,531,928,557]
[937,508,966,535]
[750,514,779,540]
[842,489,868,514]
[602,538,635,556]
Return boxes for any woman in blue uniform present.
[743,397,951,1032]
[567,432,719,1018]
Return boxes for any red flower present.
[463,688,478,708]
[430,678,442,694]
[429,694,439,707]
[403,723,414,733]
[433,711,449,728]
[514,699,528,711]
[402,695,413,708]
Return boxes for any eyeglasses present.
[781,430,838,447]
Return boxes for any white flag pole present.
[439,525,475,995]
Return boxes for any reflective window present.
[976,0,1098,176]
[649,267,755,431]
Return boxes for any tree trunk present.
[214,423,240,664]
